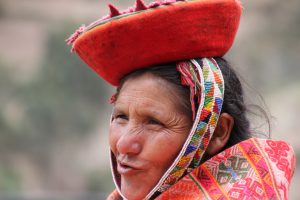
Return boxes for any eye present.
[116,114,128,120]
[112,113,128,123]
[148,118,163,126]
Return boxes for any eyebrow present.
[113,103,168,120]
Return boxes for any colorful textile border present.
[147,58,225,199]
[155,138,295,200]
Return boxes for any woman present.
[67,0,295,199]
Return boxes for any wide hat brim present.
[73,0,242,86]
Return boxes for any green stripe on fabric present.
[188,173,210,200]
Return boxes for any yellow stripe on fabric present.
[252,138,281,199]
[236,142,268,199]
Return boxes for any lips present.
[117,161,141,175]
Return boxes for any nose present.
[116,127,143,155]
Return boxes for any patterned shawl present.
[107,138,295,200]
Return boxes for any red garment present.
[107,138,295,200]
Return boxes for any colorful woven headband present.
[110,58,225,199]
[67,0,242,86]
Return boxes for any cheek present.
[145,131,187,169]
[109,123,121,153]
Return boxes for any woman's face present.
[109,73,192,200]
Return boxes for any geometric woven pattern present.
[155,138,295,200]
[147,58,225,199]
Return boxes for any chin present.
[121,180,149,200]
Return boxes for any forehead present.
[115,73,179,111]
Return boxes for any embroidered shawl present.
[107,138,295,200]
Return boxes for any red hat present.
[67,0,242,86]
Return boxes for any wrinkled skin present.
[109,73,192,200]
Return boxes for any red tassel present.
[177,62,198,120]
[109,93,117,104]
[135,0,147,11]
[108,4,121,17]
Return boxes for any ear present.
[205,113,234,156]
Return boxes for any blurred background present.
[0,0,299,199]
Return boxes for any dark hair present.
[115,57,258,148]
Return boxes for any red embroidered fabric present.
[107,138,295,200]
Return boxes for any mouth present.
[117,162,141,175]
